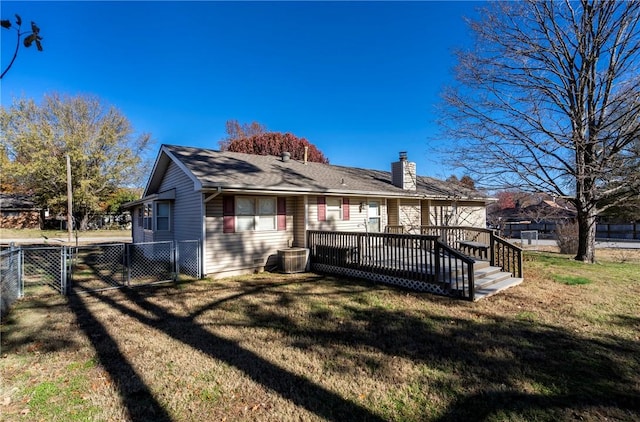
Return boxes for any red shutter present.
[223,196,235,233]
[277,197,286,231]
[317,196,326,221]
[342,198,350,220]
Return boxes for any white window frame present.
[326,197,342,221]
[368,201,381,232]
[235,196,277,232]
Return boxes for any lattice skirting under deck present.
[312,263,449,296]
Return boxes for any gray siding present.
[131,205,144,243]
[204,196,294,277]
[156,161,202,242]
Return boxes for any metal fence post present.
[16,245,24,298]
[126,243,131,286]
[61,246,67,295]
[173,241,178,281]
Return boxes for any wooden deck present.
[308,230,523,301]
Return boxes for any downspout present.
[304,195,309,248]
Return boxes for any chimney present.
[391,151,416,190]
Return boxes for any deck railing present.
[307,230,477,300]
[491,235,523,278]
[421,226,492,249]
[421,226,523,278]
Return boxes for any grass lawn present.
[1,250,639,421]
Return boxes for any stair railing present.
[435,238,475,301]
[489,232,523,278]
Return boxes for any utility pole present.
[66,154,73,242]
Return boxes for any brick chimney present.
[391,151,416,190]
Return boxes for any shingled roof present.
[145,144,488,201]
[0,193,39,210]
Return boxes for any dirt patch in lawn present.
[2,251,639,421]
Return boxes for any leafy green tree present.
[104,188,141,214]
[439,1,640,262]
[0,93,152,230]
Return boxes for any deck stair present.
[472,260,523,301]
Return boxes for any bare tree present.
[218,119,267,150]
[439,0,640,262]
[1,14,43,79]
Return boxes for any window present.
[137,208,143,227]
[368,201,380,232]
[156,202,170,231]
[326,197,342,221]
[235,197,277,232]
[144,203,153,230]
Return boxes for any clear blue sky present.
[1,1,479,179]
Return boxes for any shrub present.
[556,221,579,254]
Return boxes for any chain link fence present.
[127,241,175,286]
[1,248,22,317]
[22,246,68,295]
[1,240,201,314]
[70,244,126,293]
[177,240,201,279]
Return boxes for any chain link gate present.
[21,246,68,295]
[70,244,126,293]
[1,248,22,317]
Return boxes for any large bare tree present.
[1,93,152,230]
[439,0,640,262]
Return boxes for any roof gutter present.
[201,186,486,202]
[204,186,222,203]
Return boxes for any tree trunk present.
[79,213,90,231]
[575,206,597,263]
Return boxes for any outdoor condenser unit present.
[278,248,309,273]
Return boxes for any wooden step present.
[474,264,502,279]
[475,269,512,289]
[474,277,524,301]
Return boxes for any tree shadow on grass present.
[64,274,640,421]
[197,277,640,421]
[68,278,387,421]
[67,292,173,422]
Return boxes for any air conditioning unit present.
[278,248,309,273]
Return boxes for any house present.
[0,194,41,229]
[487,193,577,238]
[126,145,492,278]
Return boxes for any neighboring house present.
[126,145,492,278]
[0,194,41,229]
[488,194,577,238]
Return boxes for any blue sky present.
[1,1,479,179]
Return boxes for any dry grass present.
[1,250,639,421]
